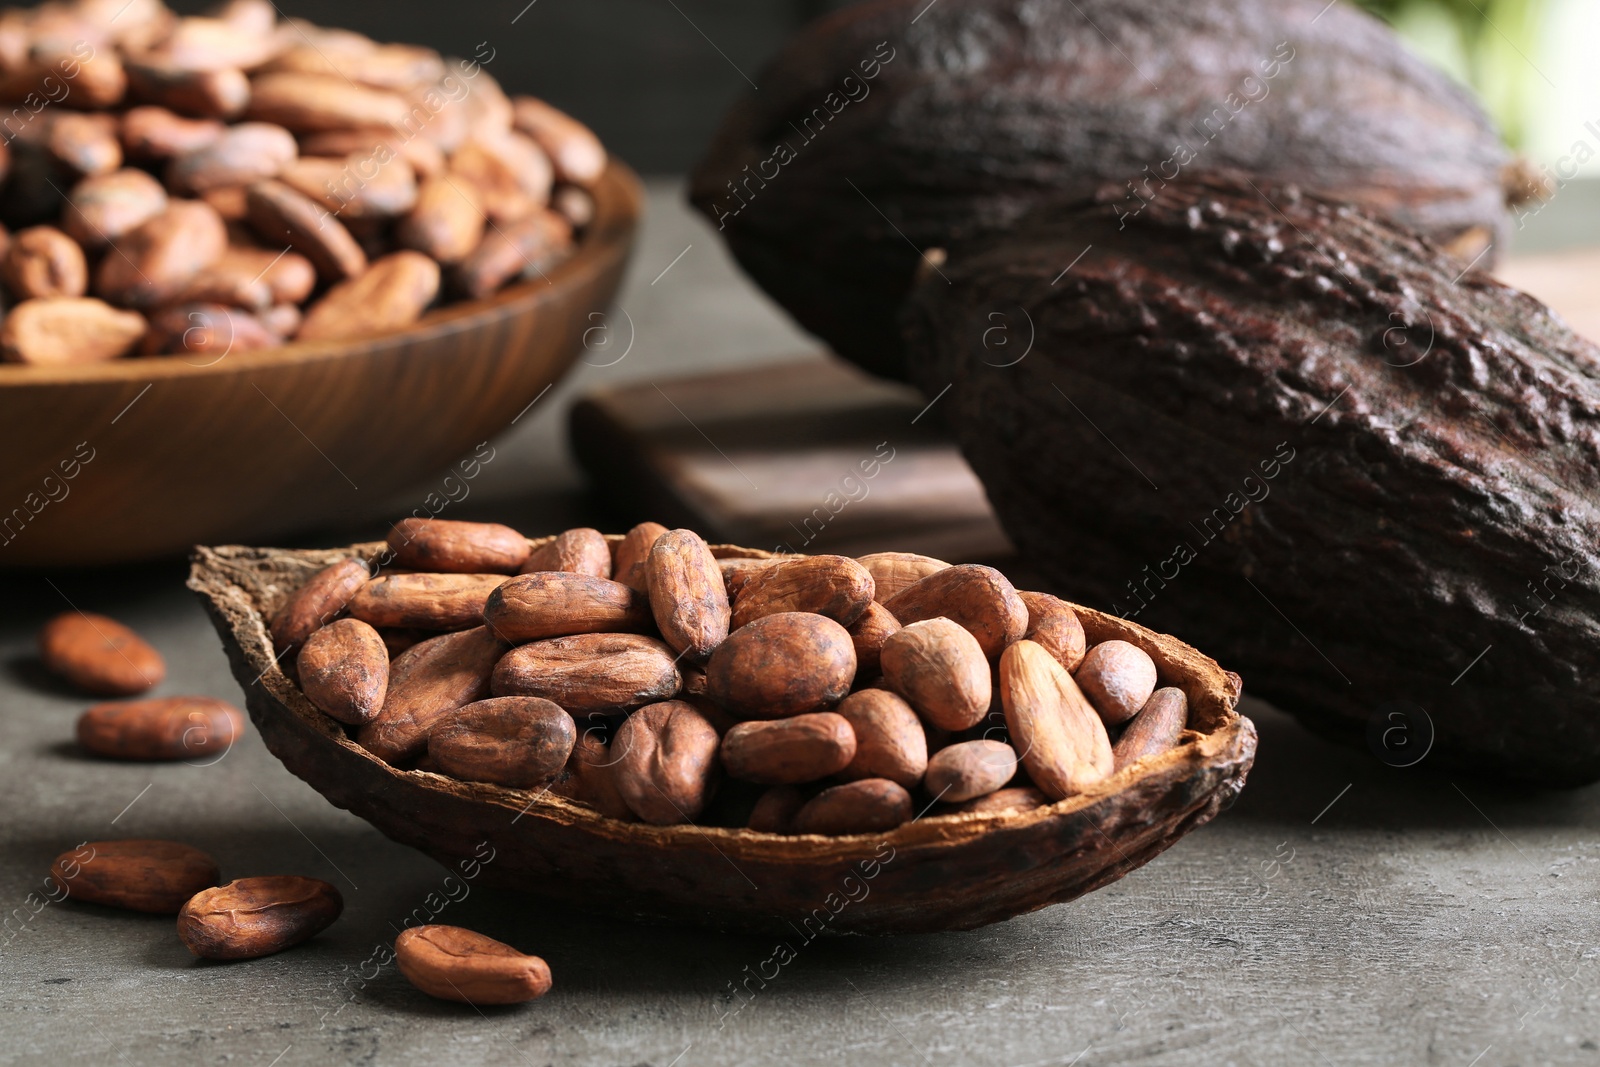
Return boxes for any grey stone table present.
[1,182,1597,1067]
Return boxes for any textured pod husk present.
[189,535,1253,934]
[904,173,1600,786]
[688,0,1514,381]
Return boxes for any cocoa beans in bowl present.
[189,524,1255,935]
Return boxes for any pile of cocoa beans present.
[0,0,603,366]
[275,519,1193,835]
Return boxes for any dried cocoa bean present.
[177,876,342,959]
[924,739,1017,803]
[551,185,594,229]
[388,518,529,574]
[396,174,486,264]
[120,106,225,159]
[50,839,219,914]
[141,302,279,356]
[938,786,1051,817]
[1075,641,1158,727]
[63,168,168,247]
[845,600,899,675]
[855,552,951,604]
[427,696,575,789]
[730,554,874,629]
[612,521,667,592]
[125,61,250,120]
[356,626,503,763]
[794,779,912,836]
[1019,591,1087,674]
[484,573,650,643]
[269,42,445,92]
[747,785,806,834]
[452,210,571,300]
[512,96,605,187]
[491,633,680,713]
[278,153,418,219]
[2,225,85,298]
[447,135,547,224]
[0,297,145,364]
[704,612,855,720]
[244,179,367,282]
[549,731,634,820]
[150,14,284,71]
[270,558,368,652]
[299,129,445,179]
[880,618,990,731]
[521,527,611,578]
[296,250,440,342]
[1113,688,1189,771]
[165,122,296,194]
[38,610,164,695]
[95,199,227,308]
[721,712,856,785]
[998,641,1112,800]
[719,557,781,599]
[395,925,552,1004]
[297,618,388,725]
[214,243,316,305]
[883,564,1027,659]
[77,696,244,761]
[246,72,412,132]
[646,528,730,663]
[348,572,505,631]
[834,688,926,788]
[611,700,720,825]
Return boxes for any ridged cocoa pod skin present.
[834,688,926,787]
[490,633,680,713]
[348,573,506,631]
[427,697,576,789]
[730,555,875,629]
[50,840,219,914]
[704,612,856,720]
[690,0,1513,381]
[906,173,1600,785]
[39,611,165,695]
[794,778,912,836]
[647,529,730,663]
[297,618,389,725]
[77,696,244,761]
[611,700,720,825]
[177,876,343,960]
[395,925,552,1004]
[484,573,651,643]
[721,712,856,785]
[356,626,504,764]
[270,558,369,652]
[883,565,1027,660]
[1114,688,1189,772]
[1019,592,1086,674]
[387,519,529,575]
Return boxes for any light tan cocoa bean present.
[451,210,572,300]
[177,876,342,960]
[244,179,367,282]
[483,573,650,643]
[1075,640,1159,727]
[794,779,912,835]
[120,106,224,159]
[0,49,125,110]
[348,572,505,631]
[165,121,295,194]
[213,0,276,35]
[998,640,1113,800]
[512,96,605,187]
[140,302,278,357]
[297,250,440,342]
[215,244,316,305]
[356,626,504,763]
[76,696,243,761]
[395,925,552,1004]
[246,71,412,131]
[388,518,529,574]
[880,618,990,731]
[268,42,444,91]
[721,712,856,785]
[856,551,950,603]
[396,174,485,264]
[611,700,720,825]
[455,131,552,220]
[50,839,219,914]
[125,61,250,120]
[427,696,575,789]
[730,554,875,629]
[845,600,900,675]
[834,688,926,788]
[521,527,611,578]
[63,168,167,248]
[704,612,856,720]
[164,267,273,311]
[95,199,227,308]
[278,153,417,219]
[612,521,668,592]
[271,558,369,652]
[549,731,634,820]
[199,183,248,219]
[1020,590,1087,673]
[297,618,388,725]
[883,564,1028,659]
[938,785,1051,816]
[44,112,122,176]
[0,296,144,364]
[924,739,1017,803]
[39,611,164,695]
[149,14,285,72]
[491,633,680,713]
[1112,687,1188,771]
[646,528,730,663]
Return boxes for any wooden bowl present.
[189,536,1258,936]
[0,163,642,568]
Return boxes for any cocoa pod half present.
[905,173,1600,784]
[691,0,1514,381]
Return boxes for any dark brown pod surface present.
[77,696,243,761]
[50,839,219,914]
[270,558,369,652]
[1114,688,1190,772]
[690,0,1512,380]
[721,712,857,785]
[395,925,552,1004]
[906,172,1600,784]
[388,518,530,574]
[704,612,856,720]
[39,611,165,695]
[357,627,503,763]
[883,565,1027,660]
[297,618,389,725]
[491,633,681,712]
[794,779,912,836]
[428,697,576,789]
[177,876,343,960]
[348,573,506,631]
[611,700,720,825]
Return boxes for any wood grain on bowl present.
[0,162,640,568]
[188,536,1256,936]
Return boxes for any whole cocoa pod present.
[689,0,1515,380]
[906,173,1600,784]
